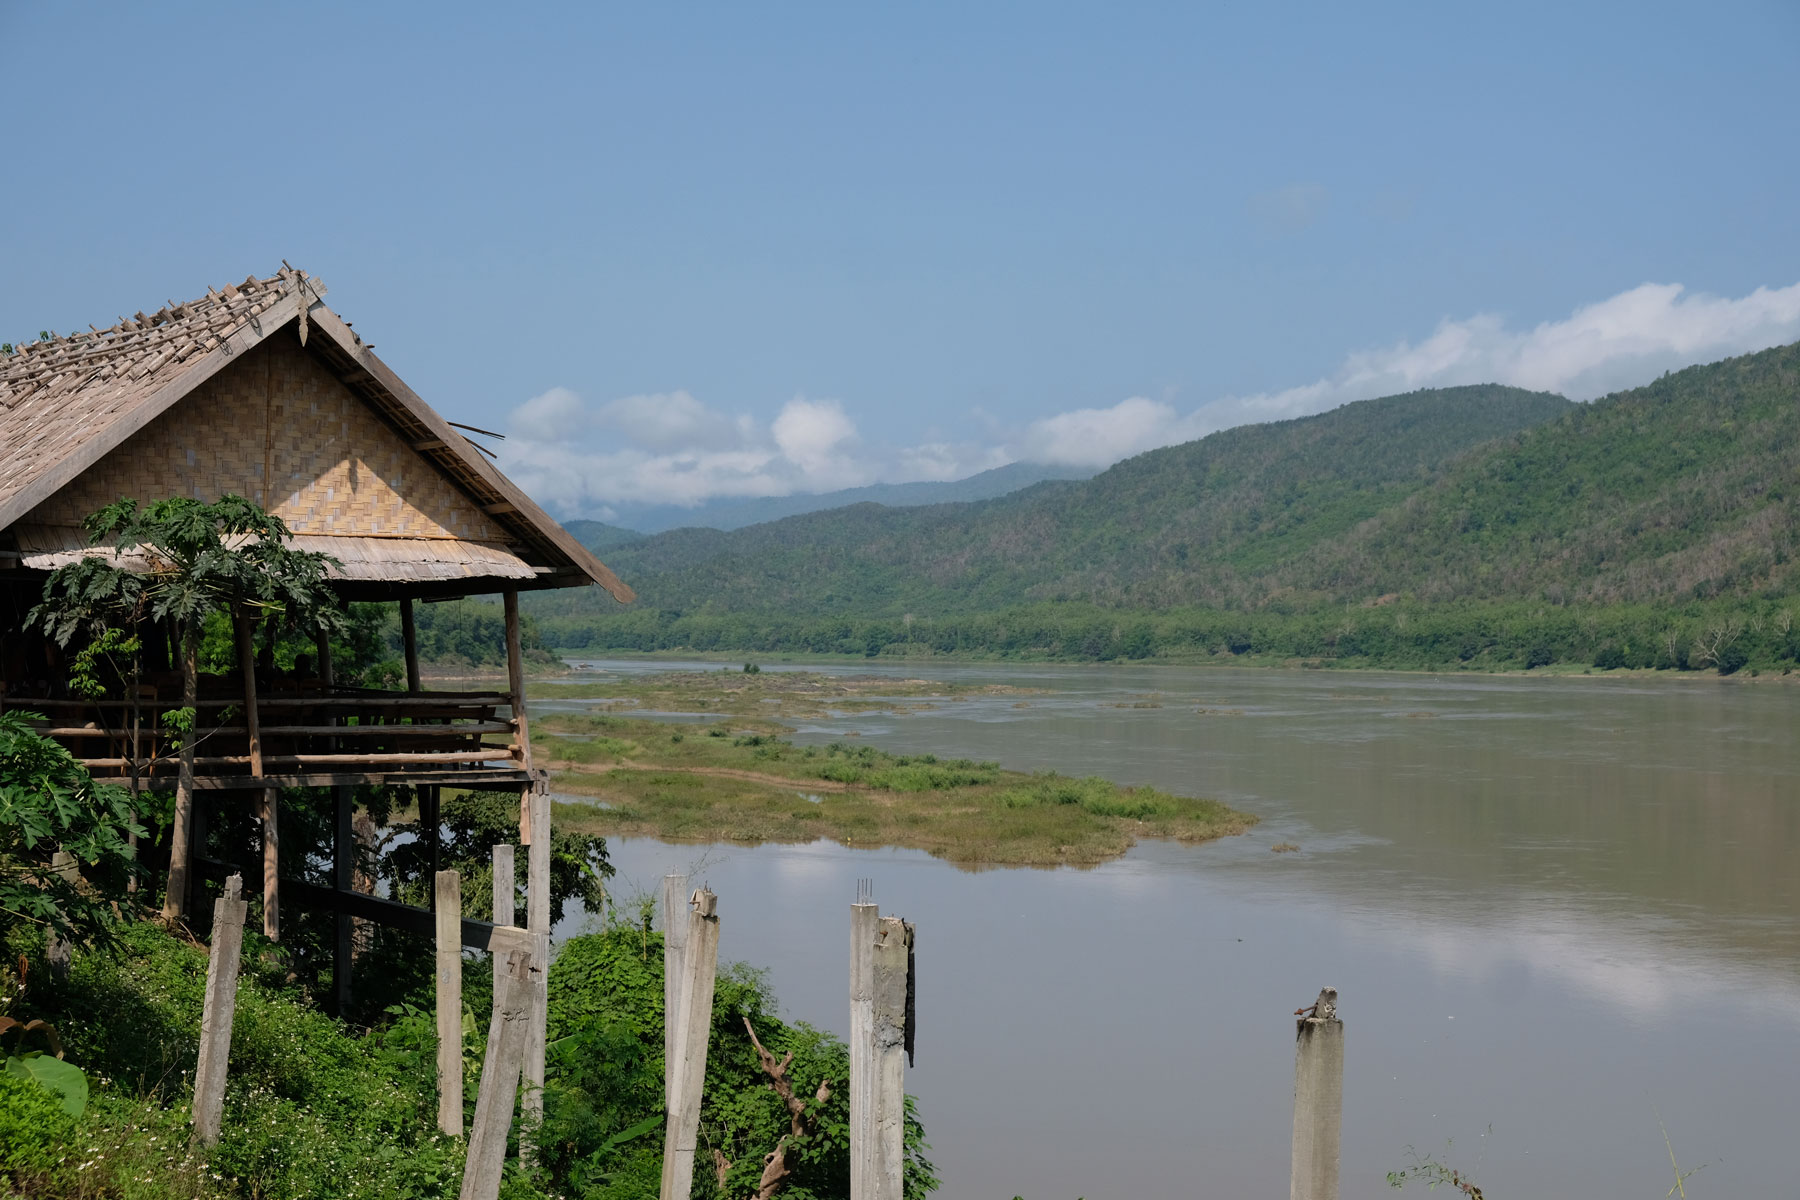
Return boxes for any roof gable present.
[0,269,632,601]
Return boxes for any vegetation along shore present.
[532,671,1257,866]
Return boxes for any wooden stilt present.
[334,785,354,1015]
[401,597,421,694]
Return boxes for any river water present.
[542,660,1800,1199]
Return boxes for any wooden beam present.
[334,786,354,1015]
[232,610,263,777]
[482,502,517,515]
[401,598,421,693]
[412,438,447,451]
[503,589,532,776]
[275,874,535,954]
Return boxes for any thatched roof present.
[0,268,632,602]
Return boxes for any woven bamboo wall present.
[24,335,507,543]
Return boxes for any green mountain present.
[592,460,1096,533]
[540,383,1578,620]
[563,519,647,554]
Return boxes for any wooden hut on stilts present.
[0,267,632,1153]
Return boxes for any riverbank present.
[536,705,1255,867]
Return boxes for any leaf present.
[599,1113,663,1152]
[5,1052,88,1115]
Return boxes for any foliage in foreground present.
[0,911,938,1200]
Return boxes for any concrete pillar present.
[521,786,551,1157]
[192,874,248,1148]
[436,870,463,1137]
[870,916,911,1200]
[661,873,688,1103]
[659,888,719,1200]
[460,948,534,1200]
[849,899,879,1200]
[1290,987,1344,1200]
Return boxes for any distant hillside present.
[533,383,1579,622]
[593,460,1095,533]
[563,519,646,554]
[1280,343,1799,606]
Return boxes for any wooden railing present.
[18,685,524,785]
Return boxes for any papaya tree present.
[32,495,342,922]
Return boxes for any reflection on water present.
[546,661,1800,1199]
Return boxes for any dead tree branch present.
[743,1017,832,1200]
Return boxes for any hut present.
[0,269,628,1123]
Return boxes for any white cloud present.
[1008,279,1800,467]
[497,278,1800,512]
[1016,396,1207,469]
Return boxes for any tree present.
[0,711,141,948]
[32,495,343,922]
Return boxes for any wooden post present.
[436,870,464,1137]
[521,785,551,1157]
[849,898,878,1200]
[492,844,515,995]
[259,787,279,940]
[460,949,534,1200]
[869,916,912,1200]
[234,607,276,940]
[46,851,77,978]
[334,785,354,1015]
[192,874,248,1148]
[1291,988,1344,1200]
[660,888,719,1200]
[401,597,421,694]
[233,608,264,778]
[503,589,532,775]
[314,628,333,686]
[661,873,688,1104]
[162,624,199,923]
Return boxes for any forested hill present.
[539,383,1576,621]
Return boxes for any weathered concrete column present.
[869,916,912,1200]
[436,870,464,1137]
[460,948,534,1200]
[492,844,515,995]
[659,888,719,1200]
[192,874,248,1148]
[1290,987,1344,1200]
[661,873,688,1103]
[849,898,879,1200]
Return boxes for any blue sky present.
[3,1,1798,517]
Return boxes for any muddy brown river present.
[544,660,1799,1199]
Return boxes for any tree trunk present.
[161,623,200,923]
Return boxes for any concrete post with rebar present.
[1290,987,1343,1200]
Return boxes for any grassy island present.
[534,673,1255,865]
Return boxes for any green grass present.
[538,712,1255,867]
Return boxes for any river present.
[541,659,1800,1199]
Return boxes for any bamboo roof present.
[0,268,632,602]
